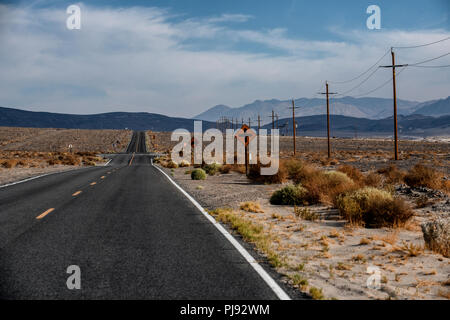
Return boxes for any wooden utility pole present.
[257,115,261,132]
[267,111,275,131]
[380,48,408,161]
[288,100,299,155]
[319,82,338,158]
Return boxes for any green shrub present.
[323,171,354,187]
[336,187,413,228]
[270,185,309,205]
[191,169,207,180]
[203,163,221,176]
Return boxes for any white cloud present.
[0,4,448,117]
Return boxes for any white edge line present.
[0,172,57,189]
[0,157,113,189]
[153,163,291,300]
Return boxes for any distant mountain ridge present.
[262,114,450,138]
[0,105,448,137]
[195,96,450,124]
[0,106,215,131]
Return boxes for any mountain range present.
[0,106,216,132]
[195,96,450,124]
[0,99,449,138]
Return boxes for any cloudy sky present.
[0,0,449,117]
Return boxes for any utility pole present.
[269,111,275,130]
[248,117,251,128]
[318,81,338,158]
[380,48,408,161]
[257,115,261,133]
[288,100,300,155]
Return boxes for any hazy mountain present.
[0,106,215,132]
[260,114,450,138]
[1,106,448,138]
[195,97,423,124]
[413,96,450,117]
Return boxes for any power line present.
[392,36,450,49]
[334,66,380,97]
[351,67,407,98]
[409,52,450,66]
[328,49,390,84]
[408,64,450,68]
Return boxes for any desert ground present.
[154,131,450,300]
[147,131,450,173]
[0,127,132,185]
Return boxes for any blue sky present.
[0,0,449,116]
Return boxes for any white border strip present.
[0,157,112,189]
[153,164,291,300]
[0,172,57,189]
[103,158,112,166]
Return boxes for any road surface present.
[0,131,284,299]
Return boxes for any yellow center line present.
[72,191,82,196]
[129,152,135,166]
[90,182,97,186]
[36,208,55,220]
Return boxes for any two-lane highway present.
[0,132,285,299]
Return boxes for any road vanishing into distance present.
[0,131,286,299]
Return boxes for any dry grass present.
[209,208,286,268]
[294,206,318,221]
[404,164,446,191]
[377,165,405,184]
[399,242,424,257]
[240,202,264,213]
[0,151,105,168]
[336,187,413,228]
[247,162,288,184]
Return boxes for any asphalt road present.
[0,132,282,299]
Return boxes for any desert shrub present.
[240,202,264,213]
[377,165,405,184]
[302,171,356,206]
[47,159,61,166]
[203,163,221,176]
[1,159,18,168]
[179,160,190,168]
[404,164,442,190]
[283,159,318,185]
[294,206,318,221]
[365,171,383,187]
[270,185,309,206]
[231,164,246,174]
[336,187,413,228]
[247,163,288,184]
[191,168,207,180]
[220,164,232,174]
[323,171,353,187]
[167,160,179,169]
[338,165,364,185]
[83,160,96,166]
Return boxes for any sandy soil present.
[148,132,450,173]
[0,127,132,153]
[161,166,450,300]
